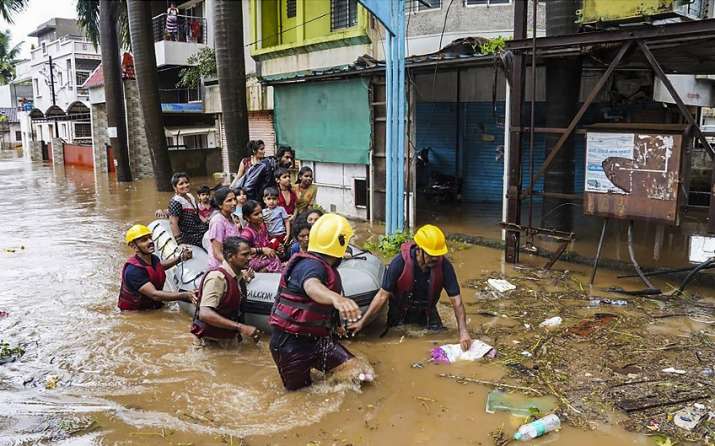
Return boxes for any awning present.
[274,78,371,165]
[164,126,217,137]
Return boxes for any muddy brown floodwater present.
[1,152,710,445]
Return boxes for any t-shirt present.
[262,206,288,237]
[198,203,213,221]
[382,246,460,304]
[123,255,161,295]
[289,241,301,257]
[285,257,328,295]
[204,212,241,269]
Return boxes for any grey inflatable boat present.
[148,219,385,333]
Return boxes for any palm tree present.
[126,0,172,192]
[76,0,132,182]
[0,29,21,84]
[214,0,249,172]
[0,0,28,24]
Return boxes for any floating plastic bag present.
[431,340,496,364]
[487,279,516,293]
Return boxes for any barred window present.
[465,0,509,5]
[287,0,296,18]
[410,0,441,12]
[331,0,358,31]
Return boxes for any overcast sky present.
[2,0,78,59]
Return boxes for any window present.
[57,71,63,87]
[331,0,358,31]
[41,42,46,54]
[74,122,92,139]
[33,78,40,96]
[76,71,90,88]
[66,60,73,87]
[182,134,208,149]
[465,0,509,5]
[286,0,296,18]
[15,131,21,141]
[409,0,441,12]
[354,178,367,208]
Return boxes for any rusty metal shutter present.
[249,111,276,156]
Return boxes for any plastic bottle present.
[513,414,561,441]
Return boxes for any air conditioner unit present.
[653,74,715,107]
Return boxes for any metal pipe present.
[396,5,406,231]
[676,257,715,295]
[627,220,656,290]
[502,83,511,242]
[527,0,537,229]
[590,218,608,285]
[385,31,394,233]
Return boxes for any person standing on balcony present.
[165,3,179,41]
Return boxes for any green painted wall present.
[304,0,331,41]
[280,0,297,44]
[274,78,371,165]
[261,0,279,48]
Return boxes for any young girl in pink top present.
[240,200,282,273]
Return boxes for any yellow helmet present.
[308,213,354,258]
[125,224,152,245]
[413,224,448,256]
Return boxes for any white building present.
[24,18,100,148]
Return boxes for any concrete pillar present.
[51,137,64,165]
[29,140,42,161]
[91,103,109,174]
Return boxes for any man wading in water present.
[191,236,261,347]
[269,214,368,390]
[118,224,197,311]
[349,225,472,351]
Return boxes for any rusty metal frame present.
[528,41,633,192]
[505,14,715,263]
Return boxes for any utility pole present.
[48,55,58,138]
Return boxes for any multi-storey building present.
[24,18,100,147]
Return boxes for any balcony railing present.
[160,87,202,104]
[152,13,207,44]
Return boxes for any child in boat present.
[168,172,208,247]
[240,200,282,272]
[231,187,248,229]
[288,212,311,257]
[275,167,297,217]
[261,187,290,246]
[197,185,214,223]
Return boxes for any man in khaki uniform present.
[191,236,261,346]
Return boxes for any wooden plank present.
[616,392,708,413]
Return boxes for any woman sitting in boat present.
[239,200,283,272]
[203,187,240,269]
[168,172,208,248]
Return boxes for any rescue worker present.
[268,214,363,390]
[191,236,261,345]
[349,225,472,351]
[119,224,196,311]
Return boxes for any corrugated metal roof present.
[83,64,104,89]
[0,107,18,123]
[262,37,497,85]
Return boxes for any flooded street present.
[1,152,711,445]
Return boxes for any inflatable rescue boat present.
[148,219,385,333]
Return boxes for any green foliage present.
[364,231,412,259]
[0,0,27,24]
[0,29,21,85]
[177,47,217,88]
[480,36,506,55]
[0,340,24,361]
[76,0,131,50]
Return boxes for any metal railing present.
[159,87,202,104]
[152,13,207,44]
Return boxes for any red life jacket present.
[389,242,444,324]
[118,255,166,311]
[191,267,245,339]
[269,252,341,337]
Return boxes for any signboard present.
[584,131,683,225]
[107,126,117,138]
[689,234,715,264]
[161,102,204,113]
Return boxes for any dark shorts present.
[269,330,354,391]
